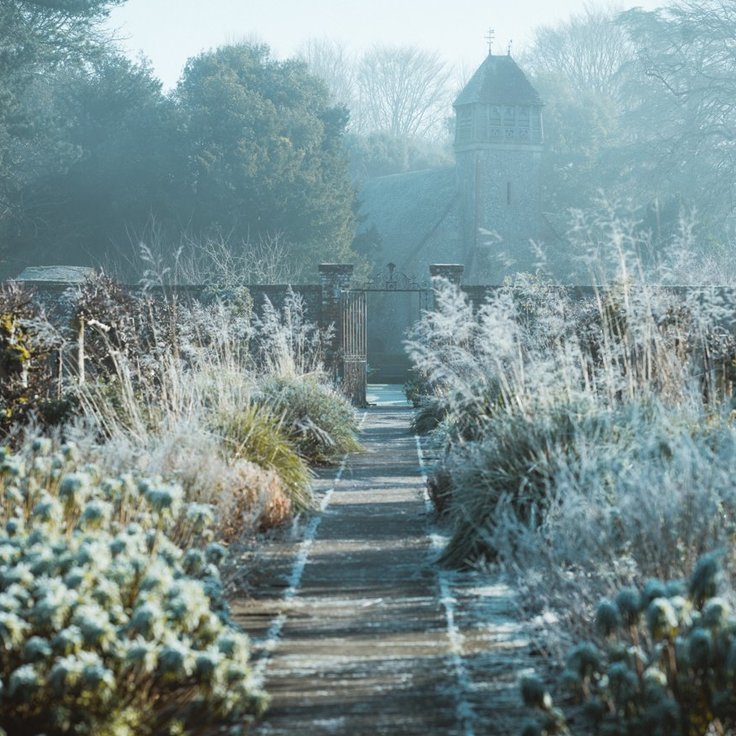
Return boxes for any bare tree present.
[355,45,453,140]
[523,4,634,98]
[618,0,736,231]
[298,37,356,110]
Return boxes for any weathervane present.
[485,28,495,55]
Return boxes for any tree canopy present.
[1,35,358,280]
[523,1,736,253]
[175,43,356,273]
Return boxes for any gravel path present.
[233,401,533,735]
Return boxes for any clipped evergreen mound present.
[0,440,266,736]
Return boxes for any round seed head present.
[646,598,679,641]
[689,552,721,607]
[702,597,730,629]
[615,586,642,625]
[520,674,552,709]
[595,598,620,637]
[643,578,668,606]
[688,627,713,670]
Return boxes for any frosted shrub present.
[523,555,736,736]
[0,442,266,735]
[255,375,360,464]
[407,244,736,660]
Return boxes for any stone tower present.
[454,53,544,281]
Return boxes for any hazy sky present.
[108,0,663,89]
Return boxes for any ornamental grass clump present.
[522,554,736,736]
[218,404,314,514]
[255,375,360,464]
[439,400,613,567]
[0,442,266,736]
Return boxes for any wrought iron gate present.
[340,289,367,406]
[337,265,432,406]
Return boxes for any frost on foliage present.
[524,555,736,735]
[0,442,266,736]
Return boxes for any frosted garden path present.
[233,387,532,735]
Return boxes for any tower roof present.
[454,54,541,107]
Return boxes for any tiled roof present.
[454,54,542,107]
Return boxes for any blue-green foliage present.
[522,554,736,736]
[0,441,266,736]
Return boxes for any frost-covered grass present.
[0,276,361,733]
[70,282,353,536]
[407,216,736,668]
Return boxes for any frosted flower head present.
[615,587,642,625]
[31,437,52,455]
[129,601,165,640]
[31,456,52,477]
[167,580,211,632]
[607,661,637,705]
[30,579,78,630]
[595,598,620,637]
[642,666,669,702]
[64,566,87,590]
[1,562,33,588]
[216,633,250,666]
[140,562,175,595]
[0,591,21,613]
[74,539,111,570]
[702,597,730,629]
[202,574,224,606]
[520,673,551,709]
[109,536,129,557]
[159,543,183,568]
[689,552,721,607]
[78,500,111,531]
[31,495,62,526]
[186,503,216,532]
[0,611,31,649]
[60,443,79,463]
[0,543,20,566]
[144,482,184,515]
[157,640,194,679]
[183,549,206,576]
[72,604,115,649]
[23,636,52,664]
[4,484,24,506]
[206,542,228,566]
[124,638,157,673]
[688,627,713,670]
[58,473,90,507]
[91,577,121,611]
[195,650,223,683]
[8,664,40,700]
[1,458,25,479]
[5,517,24,537]
[100,478,122,501]
[566,642,601,679]
[28,545,56,577]
[52,625,83,656]
[81,659,115,692]
[646,598,679,640]
[643,578,668,606]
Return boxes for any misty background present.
[1,0,733,282]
